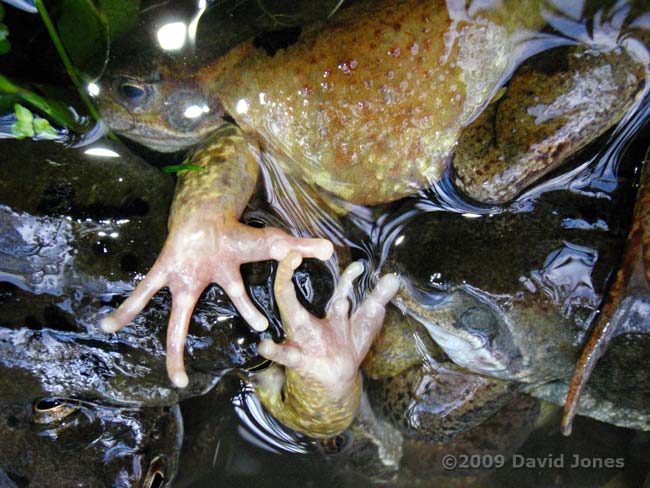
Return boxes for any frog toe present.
[326,261,363,327]
[234,225,333,263]
[332,261,364,301]
[165,288,203,388]
[273,252,312,330]
[258,339,303,369]
[352,273,401,357]
[100,265,168,333]
[219,270,269,331]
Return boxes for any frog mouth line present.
[417,318,510,374]
[120,129,208,153]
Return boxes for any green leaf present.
[0,2,5,21]
[12,103,35,139]
[34,117,60,138]
[14,103,33,123]
[161,164,204,174]
[0,74,85,130]
[99,0,141,39]
[57,0,103,66]
[8,104,62,140]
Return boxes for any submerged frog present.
[325,345,539,485]
[362,307,519,443]
[95,0,646,437]
[0,397,181,487]
[387,140,650,430]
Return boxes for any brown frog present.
[386,140,650,431]
[362,307,519,443]
[0,397,181,487]
[94,0,646,438]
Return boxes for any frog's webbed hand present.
[255,252,400,438]
[100,125,333,388]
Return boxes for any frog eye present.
[121,83,146,100]
[458,306,498,341]
[114,78,152,108]
[31,397,80,425]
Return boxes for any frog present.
[0,396,182,487]
[362,307,520,444]
[320,368,539,486]
[94,0,647,438]
[310,302,537,484]
[385,136,650,430]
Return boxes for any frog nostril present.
[320,432,350,454]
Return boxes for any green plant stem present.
[34,0,102,123]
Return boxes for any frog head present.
[393,281,578,384]
[384,190,626,385]
[94,64,225,153]
[0,397,181,487]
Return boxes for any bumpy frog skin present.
[95,0,645,437]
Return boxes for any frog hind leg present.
[562,156,650,435]
[255,252,400,437]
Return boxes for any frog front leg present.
[100,125,333,388]
[254,252,400,438]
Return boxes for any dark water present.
[1,0,650,487]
